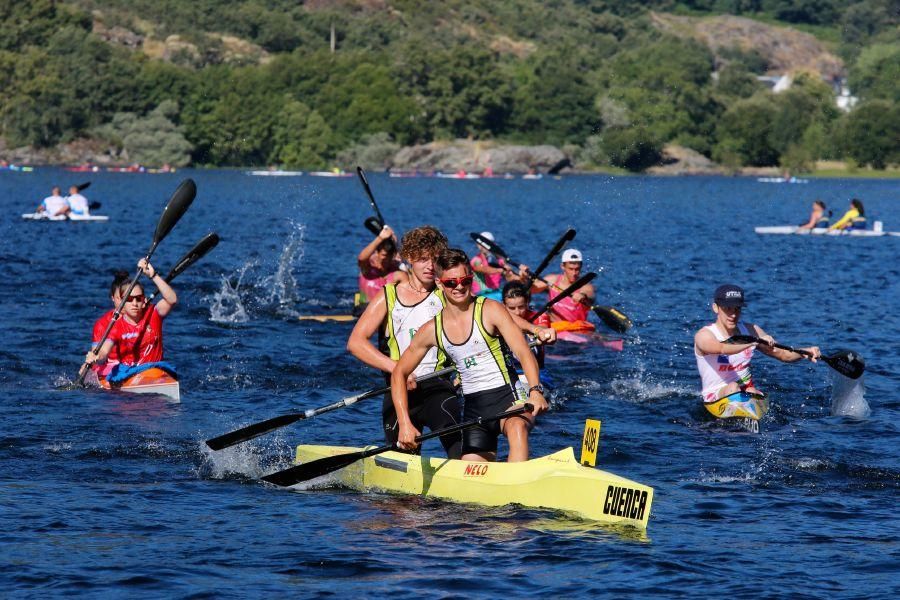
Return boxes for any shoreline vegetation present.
[1,2,897,175]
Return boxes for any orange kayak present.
[99,367,180,402]
[550,320,595,333]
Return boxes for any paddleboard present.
[22,213,109,221]
[247,170,304,176]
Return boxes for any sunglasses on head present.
[439,275,474,289]
[127,294,146,303]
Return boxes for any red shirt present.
[107,305,164,365]
[92,309,120,363]
[525,309,551,328]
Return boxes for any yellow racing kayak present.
[292,445,653,529]
[703,391,768,432]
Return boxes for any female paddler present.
[355,224,406,314]
[830,198,866,231]
[798,200,831,230]
[83,259,177,378]
[391,248,549,463]
[693,284,820,404]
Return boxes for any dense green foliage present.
[1,0,898,170]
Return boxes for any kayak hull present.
[22,213,109,221]
[703,392,768,433]
[293,445,653,529]
[99,367,180,402]
[755,225,899,237]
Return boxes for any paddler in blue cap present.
[693,284,821,404]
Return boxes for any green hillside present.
[1,0,897,170]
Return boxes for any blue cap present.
[714,284,745,307]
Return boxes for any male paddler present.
[529,248,595,324]
[390,248,549,463]
[693,284,821,403]
[36,186,67,217]
[348,227,555,460]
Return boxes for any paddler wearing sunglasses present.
[83,258,177,372]
[391,248,550,463]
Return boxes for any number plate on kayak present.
[580,419,601,466]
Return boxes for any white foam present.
[830,371,870,418]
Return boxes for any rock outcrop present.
[392,140,566,173]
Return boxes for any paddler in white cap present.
[529,248,595,324]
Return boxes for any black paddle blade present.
[262,450,365,487]
[88,201,102,210]
[169,232,220,280]
[76,181,91,192]
[823,349,865,380]
[364,216,384,235]
[153,179,196,246]
[205,413,305,451]
[532,228,576,279]
[469,232,509,261]
[593,305,632,333]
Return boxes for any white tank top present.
[382,284,447,378]
[435,297,513,394]
[694,322,755,401]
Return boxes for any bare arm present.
[471,255,504,276]
[749,324,820,363]
[357,225,394,271]
[694,328,754,356]
[391,320,437,450]
[798,210,819,230]
[510,312,556,344]
[140,259,177,317]
[484,301,548,416]
[85,339,114,364]
[346,291,395,374]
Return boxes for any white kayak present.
[757,177,809,184]
[22,213,109,221]
[247,170,304,176]
[755,224,899,237]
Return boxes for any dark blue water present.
[2,169,898,596]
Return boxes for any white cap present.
[561,249,582,263]
[479,231,495,242]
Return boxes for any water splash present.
[829,371,870,418]
[261,222,305,318]
[208,262,253,324]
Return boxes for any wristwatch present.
[528,384,544,395]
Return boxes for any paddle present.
[357,166,386,234]
[472,231,631,332]
[147,232,220,302]
[724,334,865,380]
[529,272,597,321]
[527,228,576,285]
[205,365,455,451]
[76,179,197,386]
[261,403,533,487]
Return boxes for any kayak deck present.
[703,392,768,433]
[99,367,180,402]
[293,445,653,529]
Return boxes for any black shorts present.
[461,383,521,455]
[382,376,462,459]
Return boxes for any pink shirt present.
[548,275,589,321]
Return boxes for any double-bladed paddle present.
[472,232,631,333]
[261,403,534,487]
[76,179,197,386]
[205,365,456,451]
[357,166,386,235]
[724,334,865,379]
[529,272,597,322]
[526,228,576,286]
[147,232,220,302]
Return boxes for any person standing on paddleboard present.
[529,249,595,324]
[693,284,821,404]
[355,224,407,314]
[391,249,549,463]
[83,259,178,377]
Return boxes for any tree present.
[714,95,780,166]
[599,126,662,172]
[850,44,900,102]
[839,100,900,169]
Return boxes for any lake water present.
[1,169,898,596]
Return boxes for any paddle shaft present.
[724,334,864,379]
[148,232,220,302]
[527,228,576,285]
[205,365,455,451]
[261,403,533,487]
[357,166,385,225]
[529,272,597,322]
